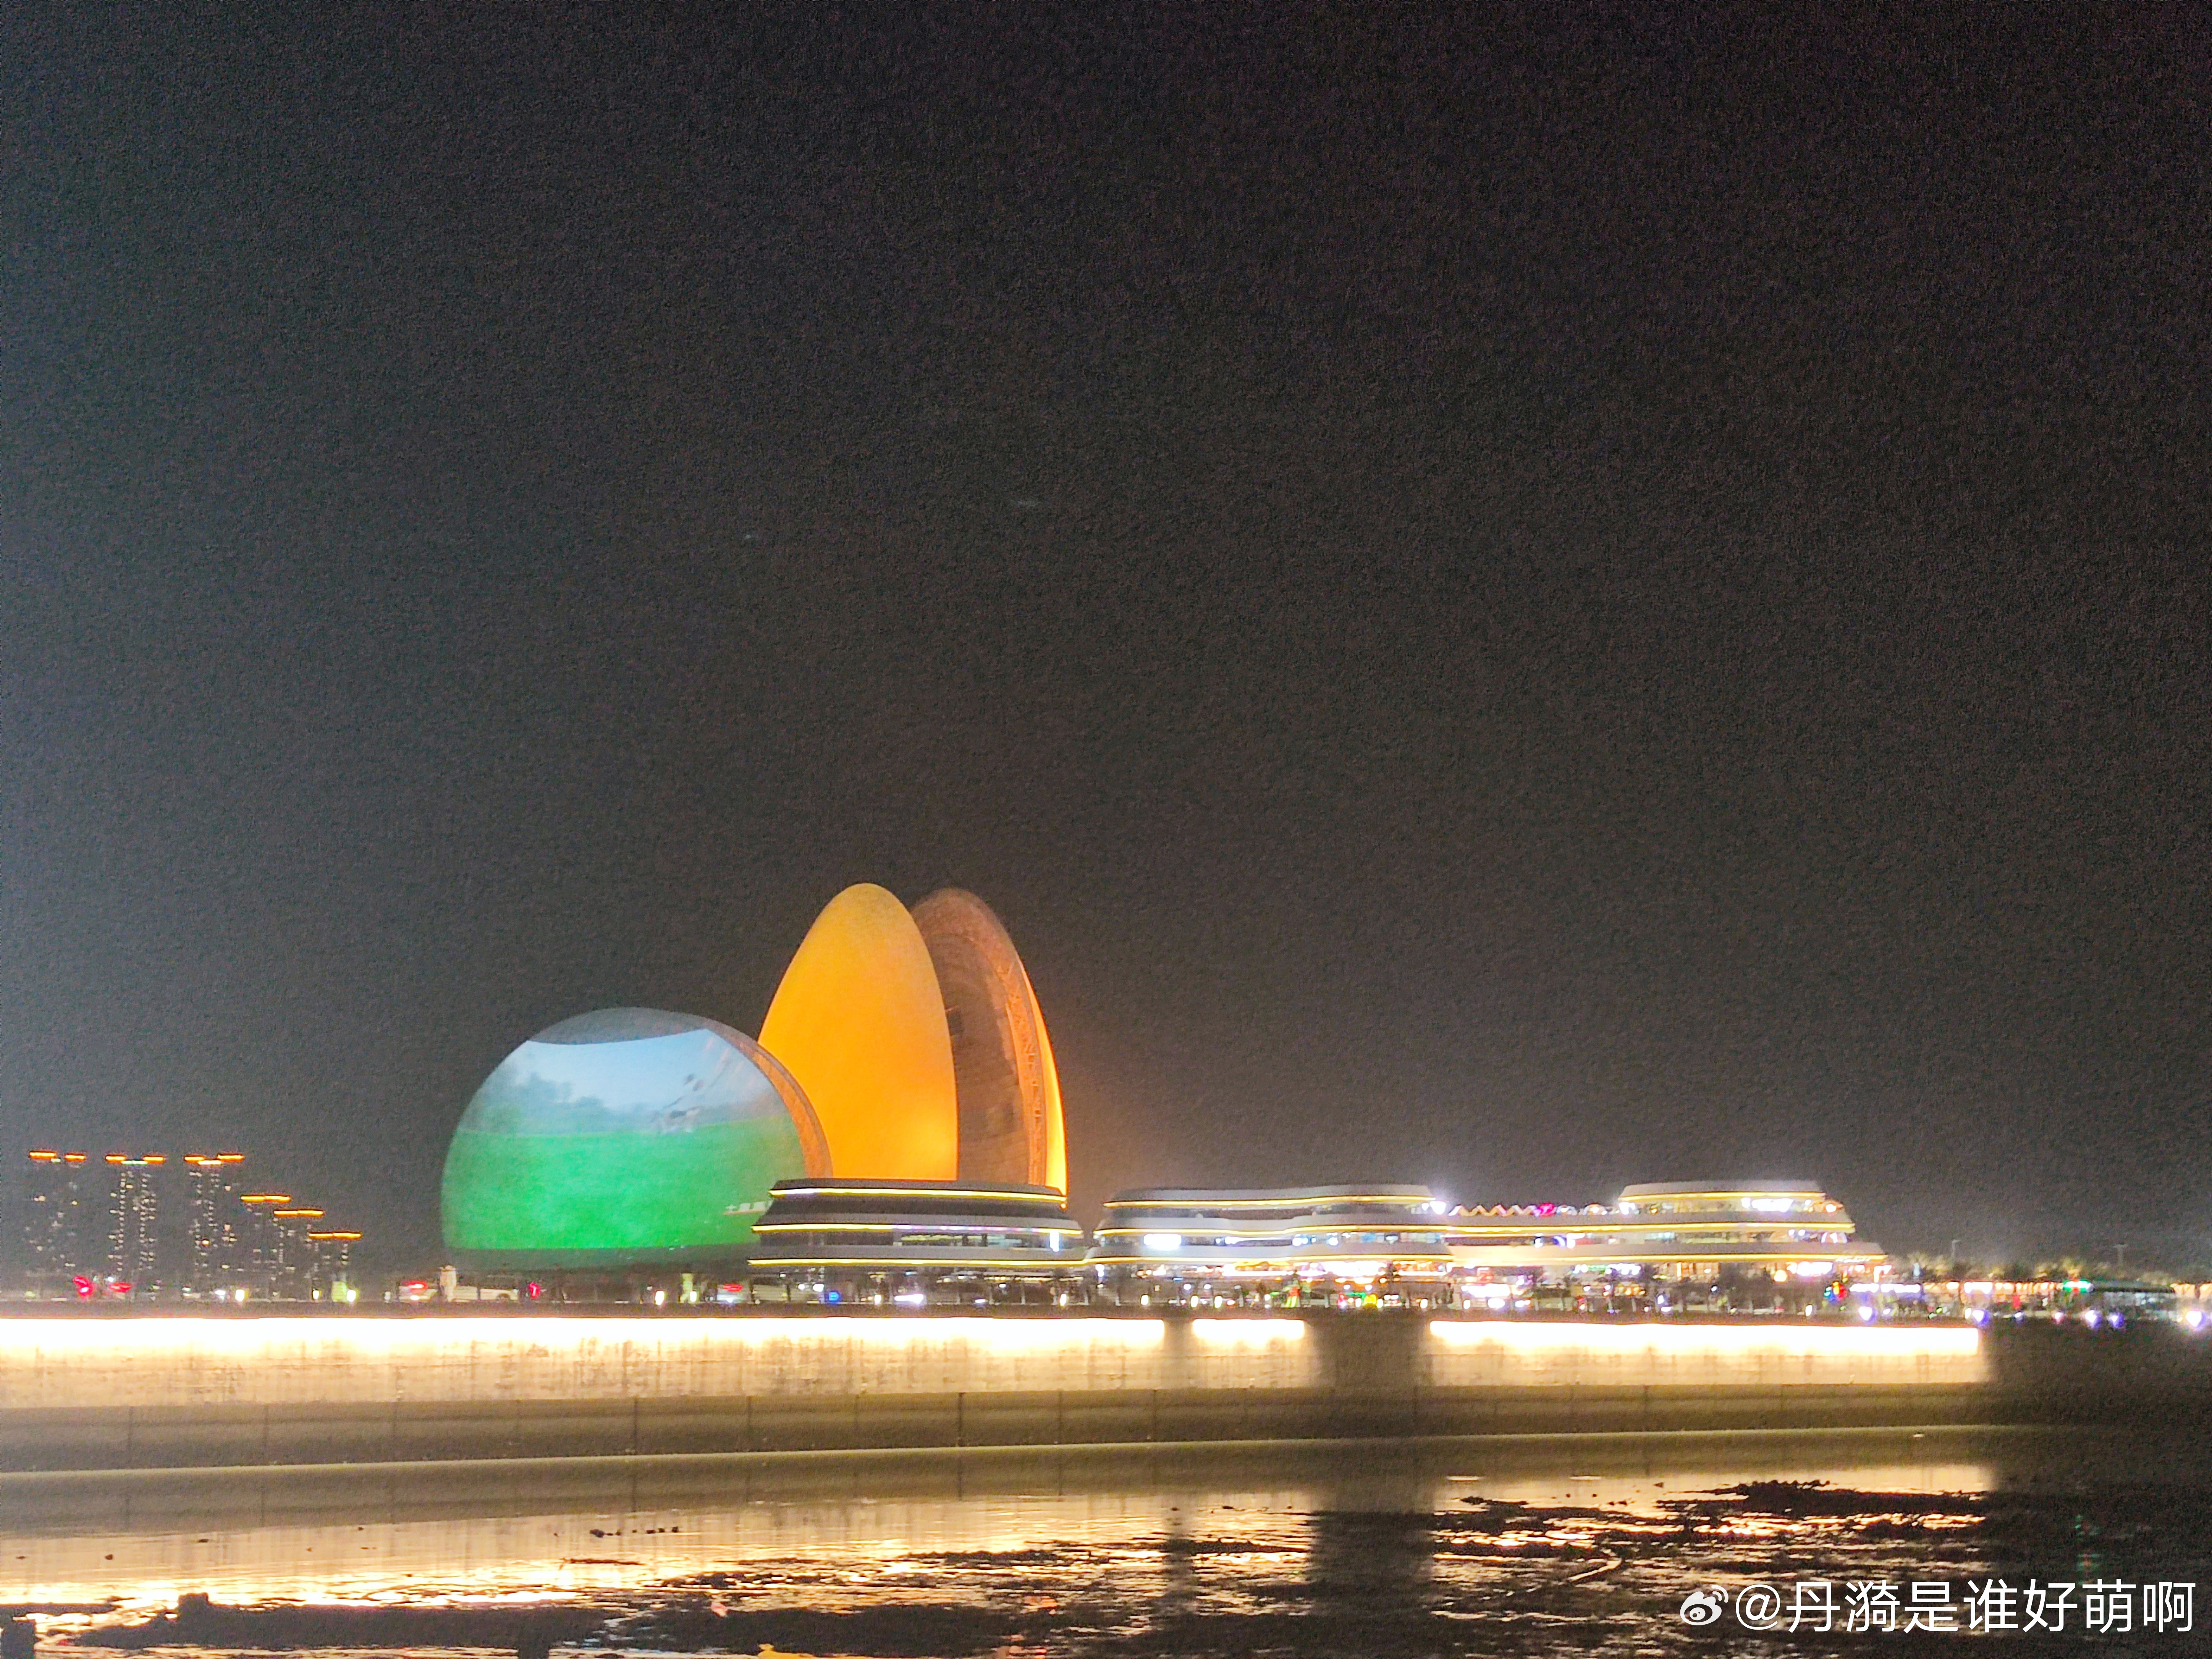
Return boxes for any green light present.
[440,1010,812,1268]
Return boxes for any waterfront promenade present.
[0,1311,2002,1473]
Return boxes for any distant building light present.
[1142,1234,1185,1252]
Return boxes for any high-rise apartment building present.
[272,1207,323,1300]
[236,1193,291,1297]
[23,1151,96,1293]
[306,1228,361,1300]
[183,1154,246,1294]
[102,1155,167,1294]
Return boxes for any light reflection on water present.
[6,1428,2209,1655]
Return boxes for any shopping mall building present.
[1079,1179,1885,1313]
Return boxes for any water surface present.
[6,1427,2208,1654]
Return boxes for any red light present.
[526,1282,544,1300]
[72,1276,94,1299]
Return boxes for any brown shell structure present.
[910,888,1069,1192]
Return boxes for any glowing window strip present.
[1095,1224,1438,1242]
[772,1187,1064,1205]
[1188,1318,1305,1342]
[1104,1195,1432,1212]
[754,1222,1079,1235]
[743,1256,1081,1269]
[1427,1319,1982,1358]
[0,1316,1171,1358]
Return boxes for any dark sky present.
[2,5,2206,1268]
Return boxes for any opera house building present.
[438,880,1895,1315]
[439,884,1067,1284]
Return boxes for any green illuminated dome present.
[440,1008,830,1271]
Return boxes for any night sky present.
[2,7,2205,1269]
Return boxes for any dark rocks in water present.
[74,1598,605,1653]
[1705,1481,1986,1518]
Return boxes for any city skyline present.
[18,1147,359,1300]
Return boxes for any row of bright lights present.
[1428,1319,1983,1357]
[0,1315,1985,1361]
[0,1318,1171,1357]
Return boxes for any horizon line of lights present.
[1428,1318,1984,1356]
[0,1317,1177,1357]
[0,1316,1986,1368]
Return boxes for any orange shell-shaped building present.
[758,884,1068,1191]
[758,884,960,1181]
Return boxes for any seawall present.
[0,1313,1997,1473]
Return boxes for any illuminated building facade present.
[101,1155,166,1295]
[21,1152,95,1295]
[306,1229,361,1300]
[441,884,1069,1277]
[440,1008,831,1274]
[1081,1181,1887,1314]
[760,885,962,1182]
[1446,1181,1886,1313]
[759,885,1067,1190]
[16,1152,357,1301]
[272,1208,327,1298]
[183,1154,246,1295]
[744,1179,1086,1306]
[1088,1187,1457,1308]
[910,889,1067,1190]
